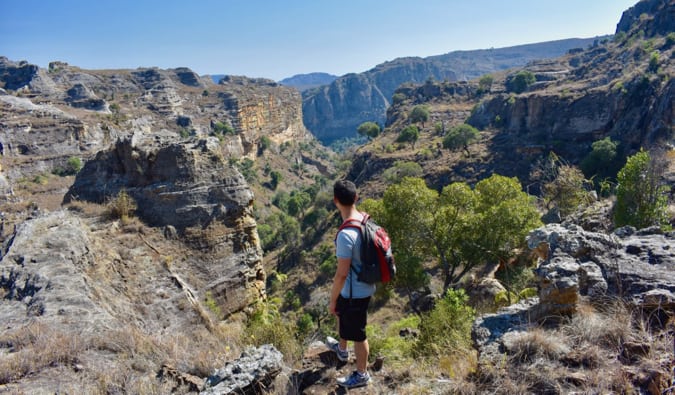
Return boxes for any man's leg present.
[354,339,369,372]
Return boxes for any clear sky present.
[1,0,638,81]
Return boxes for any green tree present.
[270,170,282,190]
[506,70,536,93]
[442,124,480,154]
[580,137,622,181]
[287,191,311,218]
[397,125,419,148]
[478,74,494,94]
[614,149,670,230]
[409,105,430,127]
[357,121,381,140]
[371,176,540,294]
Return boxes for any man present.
[328,179,376,389]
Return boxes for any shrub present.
[648,51,660,73]
[269,170,282,190]
[665,32,675,49]
[535,152,594,217]
[212,121,235,136]
[259,136,272,153]
[506,70,536,93]
[396,125,419,147]
[415,289,475,357]
[382,161,423,184]
[614,149,670,230]
[478,74,494,94]
[409,105,430,126]
[392,92,406,105]
[245,298,302,361]
[106,190,137,223]
[367,315,420,365]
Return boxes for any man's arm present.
[329,257,351,315]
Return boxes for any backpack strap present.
[335,213,369,301]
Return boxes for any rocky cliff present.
[303,37,607,144]
[365,0,673,192]
[0,59,312,392]
[0,58,310,180]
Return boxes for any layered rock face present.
[302,37,604,144]
[0,57,310,179]
[63,135,265,316]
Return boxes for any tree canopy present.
[409,105,430,126]
[361,175,542,294]
[442,124,480,153]
[357,121,381,140]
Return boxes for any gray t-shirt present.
[336,227,376,299]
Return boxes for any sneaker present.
[326,336,349,362]
[337,370,371,389]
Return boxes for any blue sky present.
[1,0,638,81]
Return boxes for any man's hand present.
[329,299,338,316]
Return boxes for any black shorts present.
[336,294,371,342]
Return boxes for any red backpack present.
[338,213,396,284]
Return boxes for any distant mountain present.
[278,72,338,92]
[302,37,610,144]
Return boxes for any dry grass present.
[506,328,570,364]
[0,322,89,385]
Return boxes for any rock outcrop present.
[63,135,265,316]
[201,344,283,395]
[473,223,675,368]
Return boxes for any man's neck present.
[340,206,361,221]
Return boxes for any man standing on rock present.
[328,179,375,389]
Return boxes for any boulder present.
[201,344,283,395]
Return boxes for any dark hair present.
[333,179,357,206]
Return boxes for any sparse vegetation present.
[106,189,137,223]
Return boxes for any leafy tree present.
[370,175,541,294]
[270,170,282,190]
[478,74,494,94]
[614,149,670,230]
[287,191,311,218]
[580,137,622,182]
[357,121,381,140]
[506,70,536,93]
[396,125,419,148]
[442,124,480,154]
[409,105,430,127]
